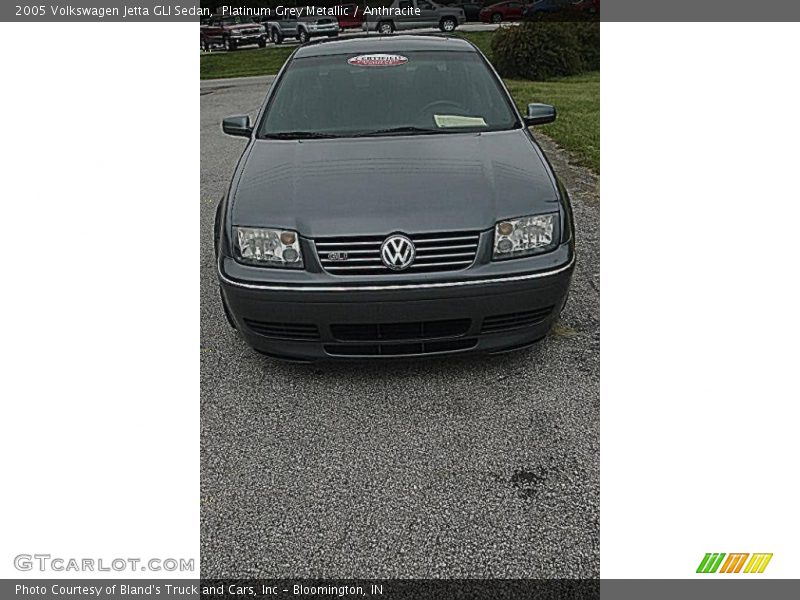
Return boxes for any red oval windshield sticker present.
[347,54,408,67]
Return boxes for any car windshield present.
[221,17,254,25]
[258,50,519,139]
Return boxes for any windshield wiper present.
[350,126,442,137]
[262,131,340,140]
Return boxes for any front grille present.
[243,319,320,341]
[481,306,554,334]
[315,231,481,275]
[330,318,470,342]
[241,28,260,35]
[324,338,477,357]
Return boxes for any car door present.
[506,1,524,19]
[392,0,414,30]
[416,0,440,28]
[204,17,221,43]
[281,14,297,35]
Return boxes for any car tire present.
[271,29,283,44]
[223,36,237,51]
[491,13,502,23]
[257,37,267,48]
[298,29,309,44]
[377,21,394,35]
[201,36,210,51]
[439,17,457,32]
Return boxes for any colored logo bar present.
[697,553,773,574]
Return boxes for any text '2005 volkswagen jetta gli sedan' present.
[215,35,575,361]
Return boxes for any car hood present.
[231,129,559,237]
[227,23,260,31]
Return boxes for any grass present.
[200,34,599,173]
[455,31,495,60]
[505,72,599,173]
[200,45,295,80]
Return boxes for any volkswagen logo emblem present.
[380,234,415,271]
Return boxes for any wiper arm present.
[262,131,340,140]
[351,126,442,137]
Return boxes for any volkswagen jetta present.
[215,35,575,361]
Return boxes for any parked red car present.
[479,1,527,23]
[335,4,364,29]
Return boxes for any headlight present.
[493,213,557,259]
[234,227,304,268]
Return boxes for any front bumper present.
[307,24,340,35]
[230,34,267,44]
[218,257,574,361]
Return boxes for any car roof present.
[293,35,477,58]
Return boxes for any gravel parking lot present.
[200,76,600,578]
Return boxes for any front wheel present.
[271,29,283,44]
[257,37,267,48]
[491,13,502,23]
[298,29,309,44]
[439,17,457,32]
[377,21,394,35]
[223,36,237,51]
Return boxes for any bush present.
[574,21,600,71]
[490,21,598,80]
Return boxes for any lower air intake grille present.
[481,306,554,334]
[243,319,320,341]
[315,231,480,275]
[324,338,477,357]
[330,318,470,342]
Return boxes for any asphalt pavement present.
[200,76,600,578]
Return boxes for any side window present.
[399,1,413,9]
[418,1,433,9]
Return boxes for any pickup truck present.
[266,14,340,45]
[200,15,267,51]
[363,0,466,34]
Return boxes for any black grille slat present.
[330,318,470,342]
[315,231,480,275]
[324,338,477,357]
[481,307,554,334]
[243,319,320,341]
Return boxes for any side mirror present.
[524,103,556,126]
[222,115,252,137]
